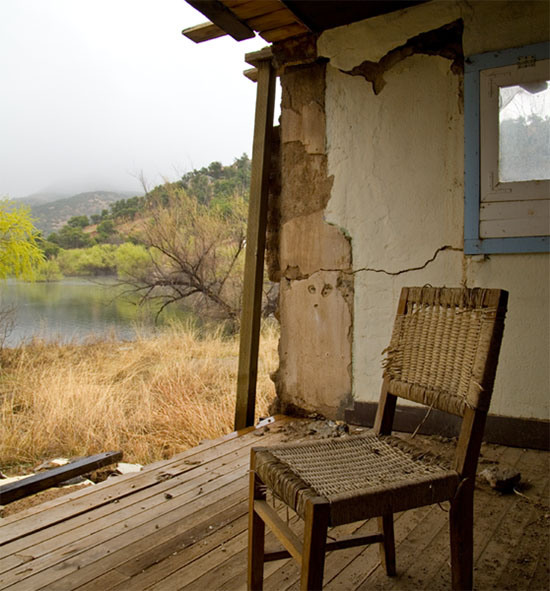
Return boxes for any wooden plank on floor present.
[530,538,550,591]
[354,504,447,591]
[76,569,131,591]
[0,480,250,590]
[77,501,250,591]
[0,424,293,590]
[386,516,449,590]
[424,445,528,590]
[0,417,290,545]
[0,452,122,505]
[0,463,248,579]
[321,506,429,591]
[180,538,250,591]
[34,481,250,589]
[0,426,235,530]
[46,428,295,590]
[474,448,550,591]
[3,430,545,591]
[109,513,250,591]
[0,416,284,528]
[147,528,250,590]
[0,450,251,573]
[494,481,549,590]
[146,500,298,591]
[383,444,522,591]
[0,440,253,567]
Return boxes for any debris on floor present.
[255,418,355,441]
[479,465,522,493]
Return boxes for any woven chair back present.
[383,287,507,416]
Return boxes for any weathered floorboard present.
[0,421,547,591]
[0,451,122,505]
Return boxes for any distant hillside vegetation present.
[30,191,138,236]
[15,192,68,208]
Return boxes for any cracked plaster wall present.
[272,60,353,419]
[319,0,549,421]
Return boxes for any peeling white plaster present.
[322,3,549,420]
[318,0,461,68]
[318,1,549,70]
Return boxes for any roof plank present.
[260,22,309,43]
[182,21,227,43]
[186,0,255,41]
[227,0,285,20]
[247,8,301,31]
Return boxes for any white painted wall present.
[319,0,550,420]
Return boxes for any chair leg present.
[450,482,474,591]
[248,468,266,591]
[300,499,330,591]
[378,513,396,576]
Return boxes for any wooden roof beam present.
[185,0,255,41]
[243,68,258,82]
[182,21,227,43]
[245,46,273,67]
[243,48,273,82]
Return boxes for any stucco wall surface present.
[320,1,550,420]
[274,62,353,419]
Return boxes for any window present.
[464,43,550,254]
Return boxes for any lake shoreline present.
[1,276,191,347]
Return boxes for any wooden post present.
[234,54,276,430]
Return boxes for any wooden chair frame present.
[248,287,508,591]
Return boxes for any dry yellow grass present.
[0,322,278,469]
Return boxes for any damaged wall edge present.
[340,19,464,94]
[267,45,354,421]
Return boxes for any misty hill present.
[16,192,69,208]
[31,191,138,236]
[44,156,252,251]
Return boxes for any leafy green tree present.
[96,219,117,243]
[67,215,90,228]
[49,225,92,249]
[114,243,152,279]
[57,244,117,276]
[180,155,251,208]
[35,259,63,282]
[39,238,61,259]
[0,200,43,279]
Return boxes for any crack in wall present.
[282,245,462,281]
[339,19,464,94]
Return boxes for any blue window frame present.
[464,42,550,255]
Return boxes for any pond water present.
[0,278,188,347]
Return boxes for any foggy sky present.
[0,0,267,198]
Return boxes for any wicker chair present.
[248,286,508,591]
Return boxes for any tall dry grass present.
[0,322,278,469]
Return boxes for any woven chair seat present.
[254,434,459,526]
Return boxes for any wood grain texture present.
[0,451,122,505]
[0,420,546,591]
[234,57,276,430]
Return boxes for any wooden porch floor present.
[0,416,548,591]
